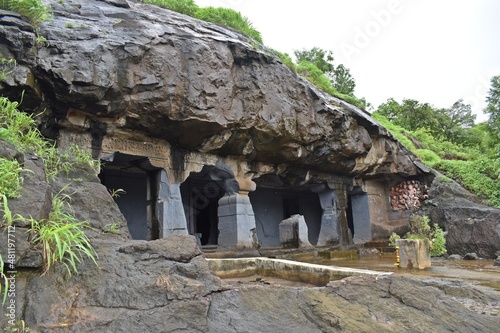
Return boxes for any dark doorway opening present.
[283,196,300,219]
[347,195,354,238]
[180,166,226,246]
[99,152,160,240]
[347,187,372,244]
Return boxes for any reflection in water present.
[294,253,500,291]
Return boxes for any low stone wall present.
[207,257,392,286]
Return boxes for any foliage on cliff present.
[373,84,500,207]
[0,91,98,277]
[0,0,51,27]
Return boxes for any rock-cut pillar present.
[156,169,188,237]
[217,177,258,250]
[317,190,340,246]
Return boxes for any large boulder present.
[17,236,223,332]
[426,174,500,258]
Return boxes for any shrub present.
[296,61,366,109]
[0,0,51,27]
[389,214,446,257]
[195,7,262,43]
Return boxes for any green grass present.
[0,158,23,198]
[435,159,500,207]
[0,0,51,27]
[0,96,99,181]
[195,7,262,43]
[296,61,366,109]
[30,191,98,276]
[142,0,263,44]
[1,85,100,276]
[142,0,198,16]
[373,112,500,207]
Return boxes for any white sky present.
[195,0,500,122]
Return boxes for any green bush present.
[1,93,100,276]
[389,214,446,257]
[296,61,332,92]
[142,0,198,16]
[195,7,262,43]
[296,61,366,109]
[0,0,51,27]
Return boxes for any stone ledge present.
[207,257,392,286]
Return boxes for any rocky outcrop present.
[426,174,500,258]
[3,221,500,332]
[1,1,500,332]
[0,0,424,178]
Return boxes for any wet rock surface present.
[0,0,423,177]
[426,174,500,259]
[1,1,499,331]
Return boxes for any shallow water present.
[297,253,500,291]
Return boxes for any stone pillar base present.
[396,239,431,269]
[279,214,313,248]
[218,193,257,250]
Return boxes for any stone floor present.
[214,252,500,317]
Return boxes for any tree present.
[436,99,476,144]
[331,64,356,95]
[375,98,439,133]
[294,47,335,74]
[375,98,401,121]
[485,75,500,133]
[294,47,356,96]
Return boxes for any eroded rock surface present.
[0,0,422,178]
[426,174,500,258]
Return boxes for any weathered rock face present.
[425,174,500,259]
[2,2,500,331]
[0,0,422,178]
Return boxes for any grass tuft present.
[30,191,98,276]
[0,0,52,27]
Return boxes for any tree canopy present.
[294,47,356,96]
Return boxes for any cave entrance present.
[249,178,322,248]
[180,166,227,246]
[347,187,372,244]
[99,152,161,240]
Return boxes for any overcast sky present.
[195,0,500,122]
